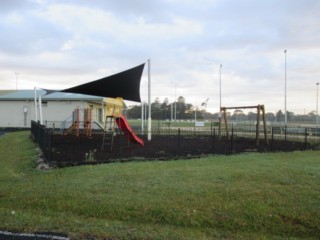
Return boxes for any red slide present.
[115,113,144,146]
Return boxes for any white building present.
[0,90,106,128]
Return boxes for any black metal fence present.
[31,121,320,167]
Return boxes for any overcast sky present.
[1,0,319,114]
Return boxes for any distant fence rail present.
[31,121,320,167]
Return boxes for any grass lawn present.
[0,131,320,239]
[127,119,213,129]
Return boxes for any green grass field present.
[127,119,214,128]
[1,131,320,239]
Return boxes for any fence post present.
[284,125,287,142]
[271,127,274,151]
[177,128,181,157]
[304,127,308,150]
[230,124,234,154]
[37,121,40,143]
[212,128,215,154]
[48,131,52,163]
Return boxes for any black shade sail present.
[58,63,145,102]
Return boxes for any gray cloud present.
[0,0,39,13]
[0,0,319,113]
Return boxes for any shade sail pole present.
[34,87,38,122]
[148,59,152,141]
[141,102,144,132]
[39,93,43,125]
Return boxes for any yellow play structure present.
[105,97,124,118]
[65,97,144,150]
[103,97,144,149]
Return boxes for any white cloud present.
[4,12,24,24]
[0,0,320,114]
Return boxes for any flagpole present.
[148,59,152,141]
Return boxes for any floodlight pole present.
[218,64,222,140]
[317,82,319,126]
[284,49,287,125]
[174,84,177,121]
[15,72,19,90]
[219,64,222,109]
[148,59,152,141]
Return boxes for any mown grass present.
[1,131,320,239]
[127,119,213,128]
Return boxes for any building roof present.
[0,90,104,101]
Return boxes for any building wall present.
[0,100,35,128]
[0,100,104,128]
[44,101,85,121]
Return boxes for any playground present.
[28,64,320,167]
[32,117,320,167]
[3,63,320,239]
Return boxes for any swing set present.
[218,104,268,146]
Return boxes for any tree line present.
[125,96,319,123]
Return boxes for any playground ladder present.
[101,116,116,151]
[84,108,92,137]
[101,100,124,151]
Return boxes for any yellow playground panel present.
[105,97,124,117]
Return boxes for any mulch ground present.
[45,132,312,167]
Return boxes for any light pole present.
[15,72,19,90]
[218,64,222,140]
[174,84,177,121]
[284,49,287,125]
[219,64,222,109]
[147,59,151,141]
[194,106,198,131]
[317,82,319,126]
